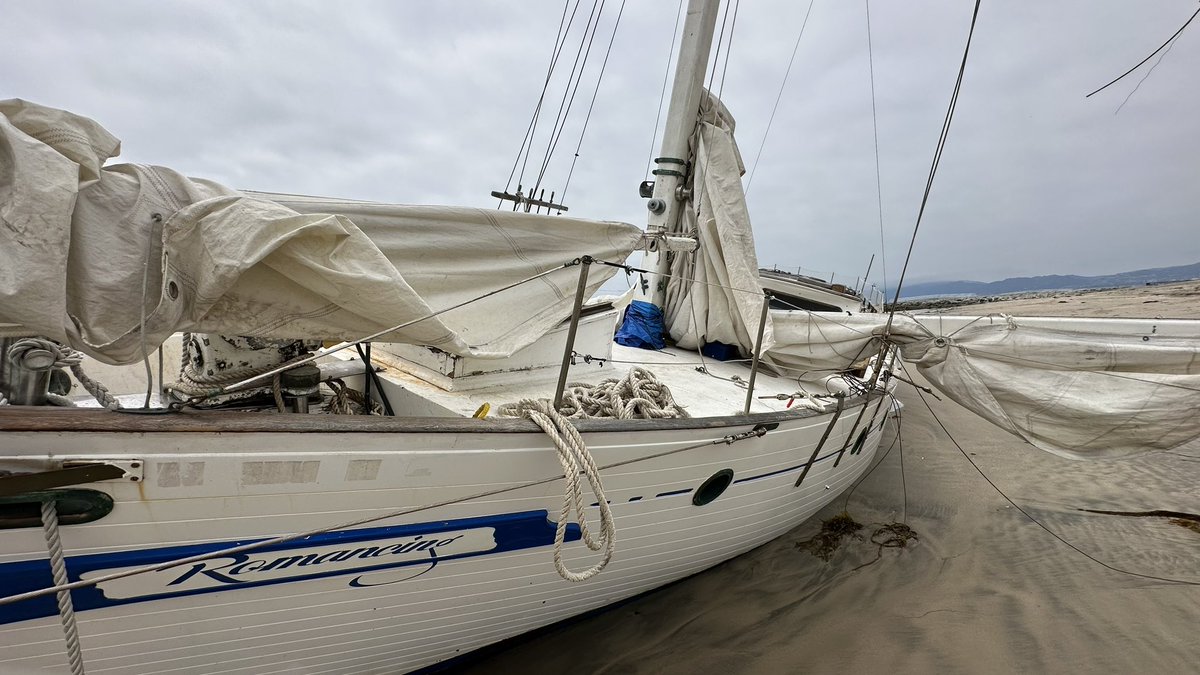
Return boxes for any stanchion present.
[554,257,592,411]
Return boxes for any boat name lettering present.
[84,527,498,600]
[169,534,465,585]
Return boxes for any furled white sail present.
[0,99,642,364]
[662,92,772,354]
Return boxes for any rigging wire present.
[532,0,607,198]
[1085,6,1200,99]
[841,394,901,511]
[691,1,737,217]
[903,363,1200,587]
[561,0,628,205]
[644,0,686,180]
[865,0,889,302]
[519,0,589,193]
[1113,22,1189,115]
[886,0,981,327]
[717,0,741,100]
[744,0,816,197]
[502,0,579,204]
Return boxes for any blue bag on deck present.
[614,300,666,350]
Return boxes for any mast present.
[638,0,721,309]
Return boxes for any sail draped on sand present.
[898,317,1200,459]
[767,311,1200,459]
[0,99,642,364]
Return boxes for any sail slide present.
[0,99,642,364]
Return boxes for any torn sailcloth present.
[0,99,642,364]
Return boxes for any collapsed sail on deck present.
[0,99,642,364]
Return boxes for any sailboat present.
[2,2,1198,674]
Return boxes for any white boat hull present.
[0,401,889,674]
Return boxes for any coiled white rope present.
[507,400,617,582]
[501,366,689,421]
[499,367,687,581]
[42,500,86,675]
[7,338,119,410]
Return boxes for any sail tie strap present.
[42,500,86,675]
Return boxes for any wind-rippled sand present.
[451,286,1200,674]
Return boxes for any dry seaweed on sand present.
[1079,508,1200,535]
[796,512,864,561]
[853,522,920,571]
[797,514,920,565]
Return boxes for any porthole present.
[693,469,734,507]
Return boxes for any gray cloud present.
[3,0,1197,290]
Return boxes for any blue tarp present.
[614,300,666,350]
[701,341,740,361]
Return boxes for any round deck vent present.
[693,469,734,507]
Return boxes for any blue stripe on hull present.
[0,510,579,626]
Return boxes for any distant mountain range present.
[899,261,1200,300]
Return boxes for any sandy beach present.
[448,284,1200,674]
[899,280,1200,319]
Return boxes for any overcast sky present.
[4,0,1198,290]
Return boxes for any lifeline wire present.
[903,362,1200,587]
[594,256,884,340]
[220,261,575,393]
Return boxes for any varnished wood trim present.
[0,394,879,434]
